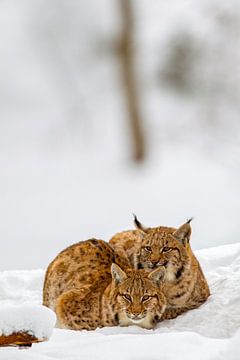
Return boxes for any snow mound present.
[0,305,56,340]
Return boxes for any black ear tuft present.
[132,213,148,233]
[187,217,194,224]
[133,213,141,228]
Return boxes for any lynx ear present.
[173,218,193,245]
[111,263,127,284]
[148,266,165,287]
[133,214,148,233]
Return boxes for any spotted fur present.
[109,218,210,319]
[43,239,167,330]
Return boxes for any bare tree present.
[118,0,145,162]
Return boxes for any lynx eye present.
[141,295,151,302]
[122,294,132,302]
[162,247,171,252]
[144,246,152,252]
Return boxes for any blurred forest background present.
[1,0,240,270]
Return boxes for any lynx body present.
[43,239,167,330]
[110,217,210,319]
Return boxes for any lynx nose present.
[151,259,159,268]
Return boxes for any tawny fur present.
[109,219,210,320]
[43,239,167,330]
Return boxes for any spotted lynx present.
[109,216,210,319]
[43,239,167,330]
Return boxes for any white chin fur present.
[119,313,155,329]
[129,318,146,324]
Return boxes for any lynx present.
[109,216,210,319]
[43,239,167,330]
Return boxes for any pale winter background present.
[1,0,240,271]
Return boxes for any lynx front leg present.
[161,306,188,320]
[56,288,101,330]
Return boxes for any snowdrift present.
[1,243,240,359]
[0,305,56,346]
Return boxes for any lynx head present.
[133,215,193,281]
[109,264,166,329]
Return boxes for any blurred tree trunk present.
[118,0,145,162]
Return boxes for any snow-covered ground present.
[1,242,240,359]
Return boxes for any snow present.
[1,243,240,359]
[0,305,56,340]
[0,270,44,306]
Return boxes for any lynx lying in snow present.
[43,239,167,330]
[110,217,210,319]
